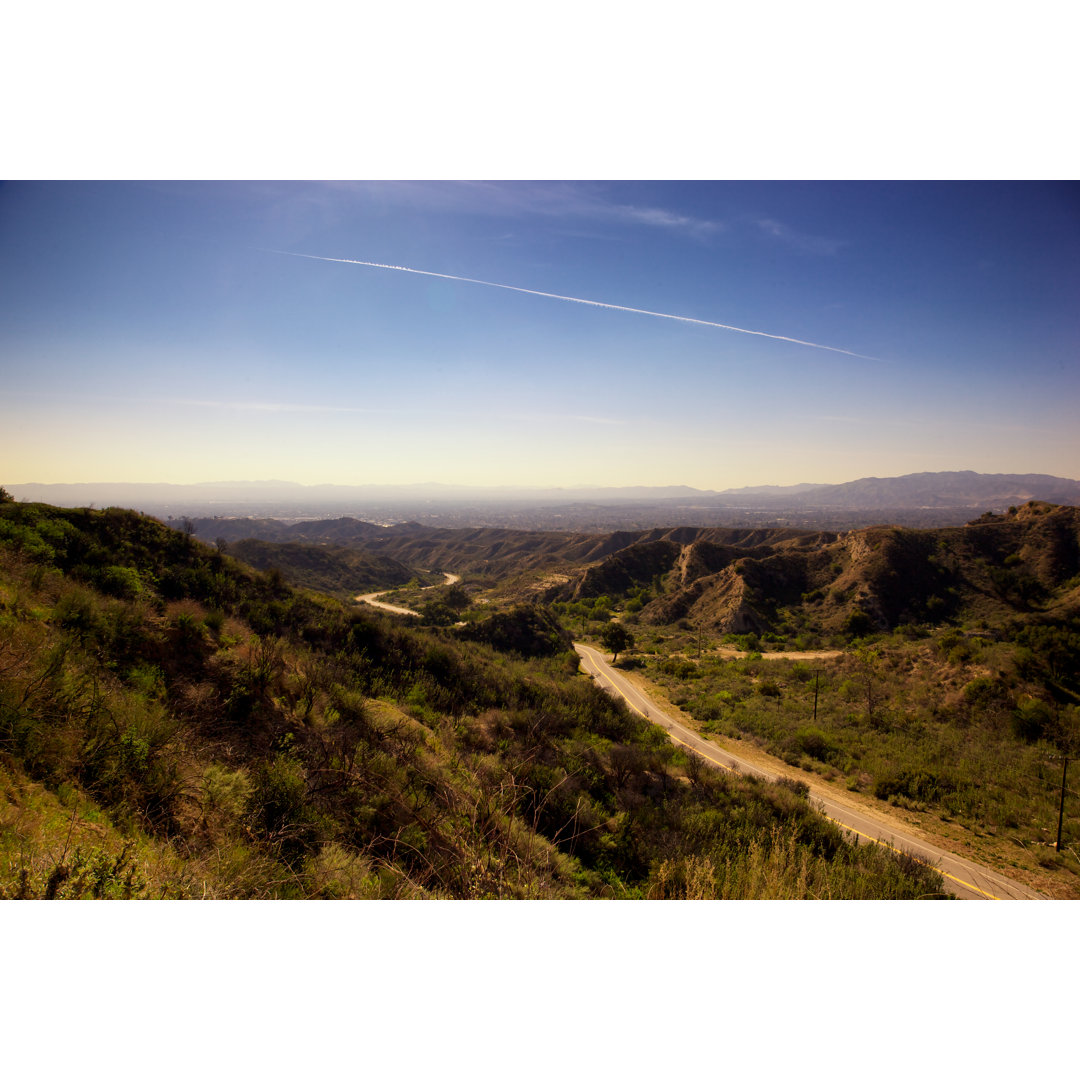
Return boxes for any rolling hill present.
[225,537,420,596]
[0,497,949,899]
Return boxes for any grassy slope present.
[0,501,945,899]
[227,537,422,597]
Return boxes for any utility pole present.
[813,670,819,725]
[1057,755,1069,853]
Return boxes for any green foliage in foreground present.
[0,502,945,899]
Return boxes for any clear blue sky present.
[2,180,1078,489]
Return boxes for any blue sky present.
[2,180,1078,489]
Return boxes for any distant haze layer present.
[8,471,1079,531]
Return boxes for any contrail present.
[270,249,885,363]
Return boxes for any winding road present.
[356,572,461,616]
[576,642,1044,900]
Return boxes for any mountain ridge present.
[8,470,1079,517]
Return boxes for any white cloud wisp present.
[272,250,884,363]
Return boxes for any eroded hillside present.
[562,502,1080,638]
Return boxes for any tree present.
[601,622,634,663]
[0,486,13,503]
[843,609,874,640]
[419,601,456,627]
[443,584,471,611]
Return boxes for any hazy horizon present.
[4,181,1078,490]
[8,467,1080,494]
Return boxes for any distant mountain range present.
[8,471,1079,516]
[708,471,1080,510]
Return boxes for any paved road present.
[356,572,461,617]
[576,642,1044,900]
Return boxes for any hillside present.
[197,517,622,578]
[199,505,1080,643]
[197,518,835,579]
[0,499,946,899]
[560,502,1080,640]
[226,537,421,596]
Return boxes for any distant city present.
[8,471,1079,532]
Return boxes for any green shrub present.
[99,565,143,599]
[843,610,874,638]
[53,587,100,641]
[788,726,837,762]
[125,662,165,699]
[41,842,148,900]
[873,768,956,803]
[248,754,324,866]
[1011,698,1052,742]
[419,601,456,626]
[200,763,252,827]
[961,676,1007,711]
[774,776,810,799]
